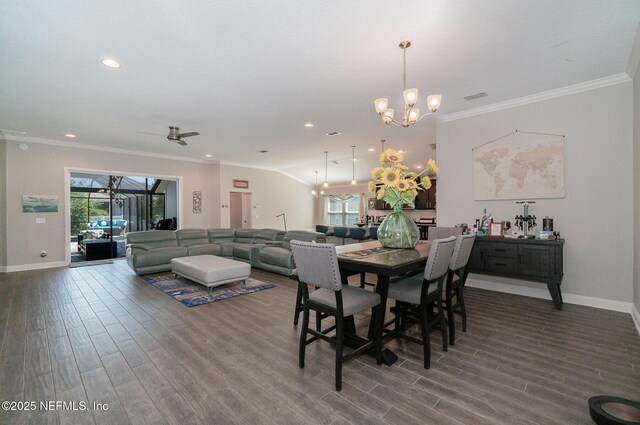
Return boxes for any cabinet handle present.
[495,263,507,267]
[495,249,506,252]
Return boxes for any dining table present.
[335,239,433,365]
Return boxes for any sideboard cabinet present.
[468,237,564,309]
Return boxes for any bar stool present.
[445,234,475,345]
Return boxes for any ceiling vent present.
[326,132,342,137]
[332,160,341,166]
[463,92,488,101]
[259,150,268,153]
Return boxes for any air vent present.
[429,143,436,150]
[332,160,341,166]
[326,132,342,137]
[259,150,268,153]
[463,92,488,101]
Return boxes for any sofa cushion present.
[259,246,293,268]
[126,230,179,249]
[132,246,188,268]
[186,244,221,256]
[234,229,256,244]
[233,244,253,260]
[217,242,236,257]
[176,229,210,247]
[254,229,284,242]
[208,228,236,243]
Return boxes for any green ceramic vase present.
[378,205,420,249]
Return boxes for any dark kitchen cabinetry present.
[468,237,564,309]
[374,179,436,210]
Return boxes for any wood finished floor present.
[0,261,638,425]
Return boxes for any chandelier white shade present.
[374,41,442,127]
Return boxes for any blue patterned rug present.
[142,273,275,307]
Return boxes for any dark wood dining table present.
[335,239,433,365]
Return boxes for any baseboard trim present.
[632,304,640,336]
[1,261,68,273]
[465,277,632,313]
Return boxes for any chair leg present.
[293,284,303,326]
[419,302,431,370]
[316,311,322,332]
[299,305,310,369]
[446,285,456,346]
[335,315,344,391]
[436,294,448,352]
[360,272,366,288]
[458,286,467,333]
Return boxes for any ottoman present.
[171,255,251,291]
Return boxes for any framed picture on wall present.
[489,221,504,237]
[193,191,202,214]
[367,198,376,210]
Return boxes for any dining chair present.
[445,234,475,346]
[427,226,463,241]
[291,240,382,391]
[384,236,457,369]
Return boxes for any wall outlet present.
[36,217,46,224]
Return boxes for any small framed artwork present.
[233,179,249,189]
[22,195,59,213]
[367,198,376,210]
[193,191,202,214]
[489,221,504,237]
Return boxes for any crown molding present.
[439,74,631,122]
[2,134,218,165]
[219,161,311,186]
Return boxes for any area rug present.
[142,273,275,307]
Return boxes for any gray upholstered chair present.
[385,236,457,369]
[427,226,463,241]
[290,240,382,391]
[445,234,475,345]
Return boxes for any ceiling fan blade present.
[177,139,188,146]
[136,131,165,137]
[178,132,199,138]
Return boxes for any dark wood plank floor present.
[0,261,638,424]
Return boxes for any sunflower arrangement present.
[368,149,439,209]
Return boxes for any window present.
[327,195,360,226]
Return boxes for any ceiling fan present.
[137,126,200,146]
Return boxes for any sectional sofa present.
[125,228,325,276]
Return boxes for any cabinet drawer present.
[484,256,516,274]
[483,243,516,258]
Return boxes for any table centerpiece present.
[368,149,439,248]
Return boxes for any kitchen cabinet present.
[374,179,436,210]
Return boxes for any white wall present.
[437,82,634,304]
[219,165,313,231]
[3,140,220,268]
[633,50,640,317]
[0,138,6,267]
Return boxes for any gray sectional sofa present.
[125,228,325,276]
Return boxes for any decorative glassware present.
[378,205,420,249]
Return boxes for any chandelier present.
[374,40,442,127]
[311,170,324,198]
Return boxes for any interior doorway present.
[68,172,178,264]
[230,192,252,229]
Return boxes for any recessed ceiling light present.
[398,150,404,153]
[101,58,120,68]
[205,154,212,158]
[367,148,375,152]
[416,165,423,169]
[304,122,314,128]
[65,133,76,138]
[326,132,341,137]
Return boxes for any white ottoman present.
[171,255,251,291]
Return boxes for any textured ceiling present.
[1,0,639,185]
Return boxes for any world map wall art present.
[472,130,565,200]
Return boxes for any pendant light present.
[381,139,386,152]
[351,146,357,185]
[323,151,329,188]
[311,171,319,198]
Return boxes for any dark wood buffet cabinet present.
[468,237,565,309]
